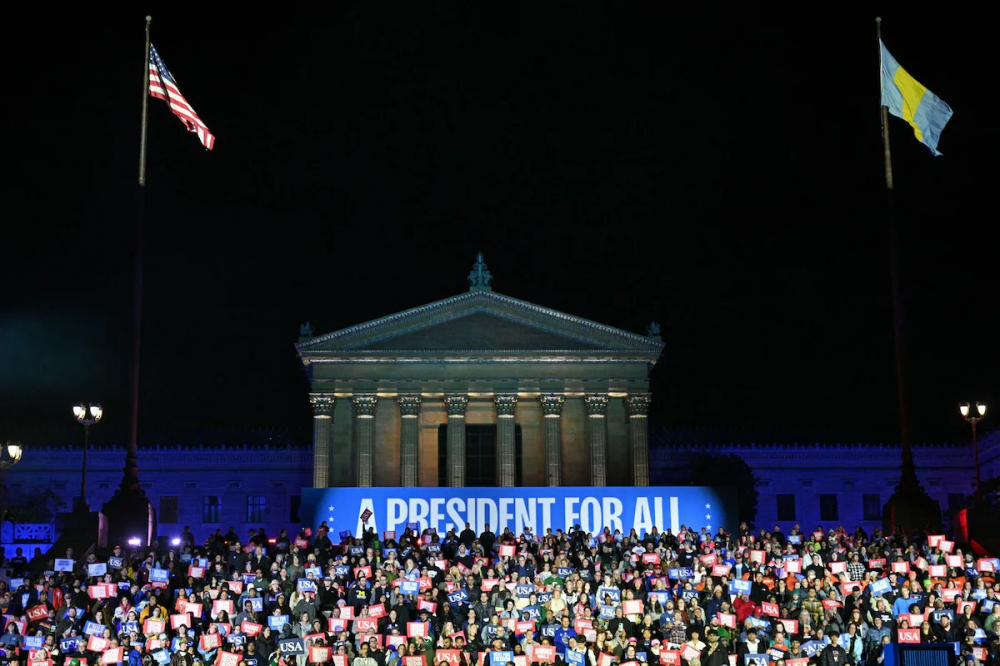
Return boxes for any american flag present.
[148,43,215,150]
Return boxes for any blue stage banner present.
[302,486,736,538]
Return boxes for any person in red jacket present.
[733,593,757,625]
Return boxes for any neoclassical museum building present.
[6,256,997,551]
[296,253,663,491]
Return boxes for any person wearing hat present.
[701,629,728,666]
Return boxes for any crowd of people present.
[1,520,998,666]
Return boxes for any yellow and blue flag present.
[880,40,953,155]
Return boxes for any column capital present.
[585,394,609,417]
[445,395,469,417]
[625,394,651,417]
[352,394,378,419]
[309,393,335,417]
[494,394,518,418]
[540,395,565,417]
[397,395,422,418]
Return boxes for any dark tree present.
[689,453,759,528]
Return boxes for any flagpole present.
[876,18,937,531]
[127,15,150,491]
[139,16,152,187]
[876,18,894,194]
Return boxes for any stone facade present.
[650,427,1000,532]
[295,255,664,489]
[8,429,995,543]
[8,443,312,543]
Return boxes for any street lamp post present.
[960,402,987,500]
[0,441,24,522]
[73,403,103,511]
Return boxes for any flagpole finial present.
[875,16,881,23]
[145,15,152,22]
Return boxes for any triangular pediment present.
[297,290,663,355]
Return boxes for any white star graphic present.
[328,516,334,522]
[706,514,712,520]
[705,504,711,509]
[706,525,712,531]
[328,506,335,511]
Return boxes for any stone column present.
[626,395,651,486]
[398,396,422,487]
[585,394,610,487]
[310,394,335,488]
[445,395,469,487]
[495,395,518,487]
[541,395,565,486]
[353,395,378,487]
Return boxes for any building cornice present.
[297,290,665,356]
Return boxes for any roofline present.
[296,290,665,355]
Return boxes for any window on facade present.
[438,424,523,487]
[947,493,966,514]
[819,494,839,521]
[776,494,796,521]
[160,496,179,524]
[862,493,882,521]
[203,496,222,523]
[290,495,301,523]
[247,495,266,523]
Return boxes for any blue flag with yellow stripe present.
[880,40,953,155]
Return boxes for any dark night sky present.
[3,6,997,448]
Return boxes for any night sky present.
[4,7,996,448]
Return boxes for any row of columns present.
[310,392,650,488]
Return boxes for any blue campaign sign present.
[870,578,892,597]
[84,620,105,636]
[334,565,351,578]
[23,636,44,649]
[636,653,648,663]
[399,580,420,595]
[448,589,469,605]
[599,605,616,619]
[303,487,737,538]
[540,624,557,638]
[151,568,170,582]
[152,651,171,666]
[61,637,82,653]
[669,567,695,580]
[305,566,322,577]
[729,579,753,596]
[248,598,264,612]
[536,591,553,604]
[800,641,824,657]
[556,567,574,578]
[515,584,535,598]
[489,651,513,666]
[268,615,290,630]
[108,557,124,569]
[567,650,586,666]
[598,586,621,602]
[297,579,317,593]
